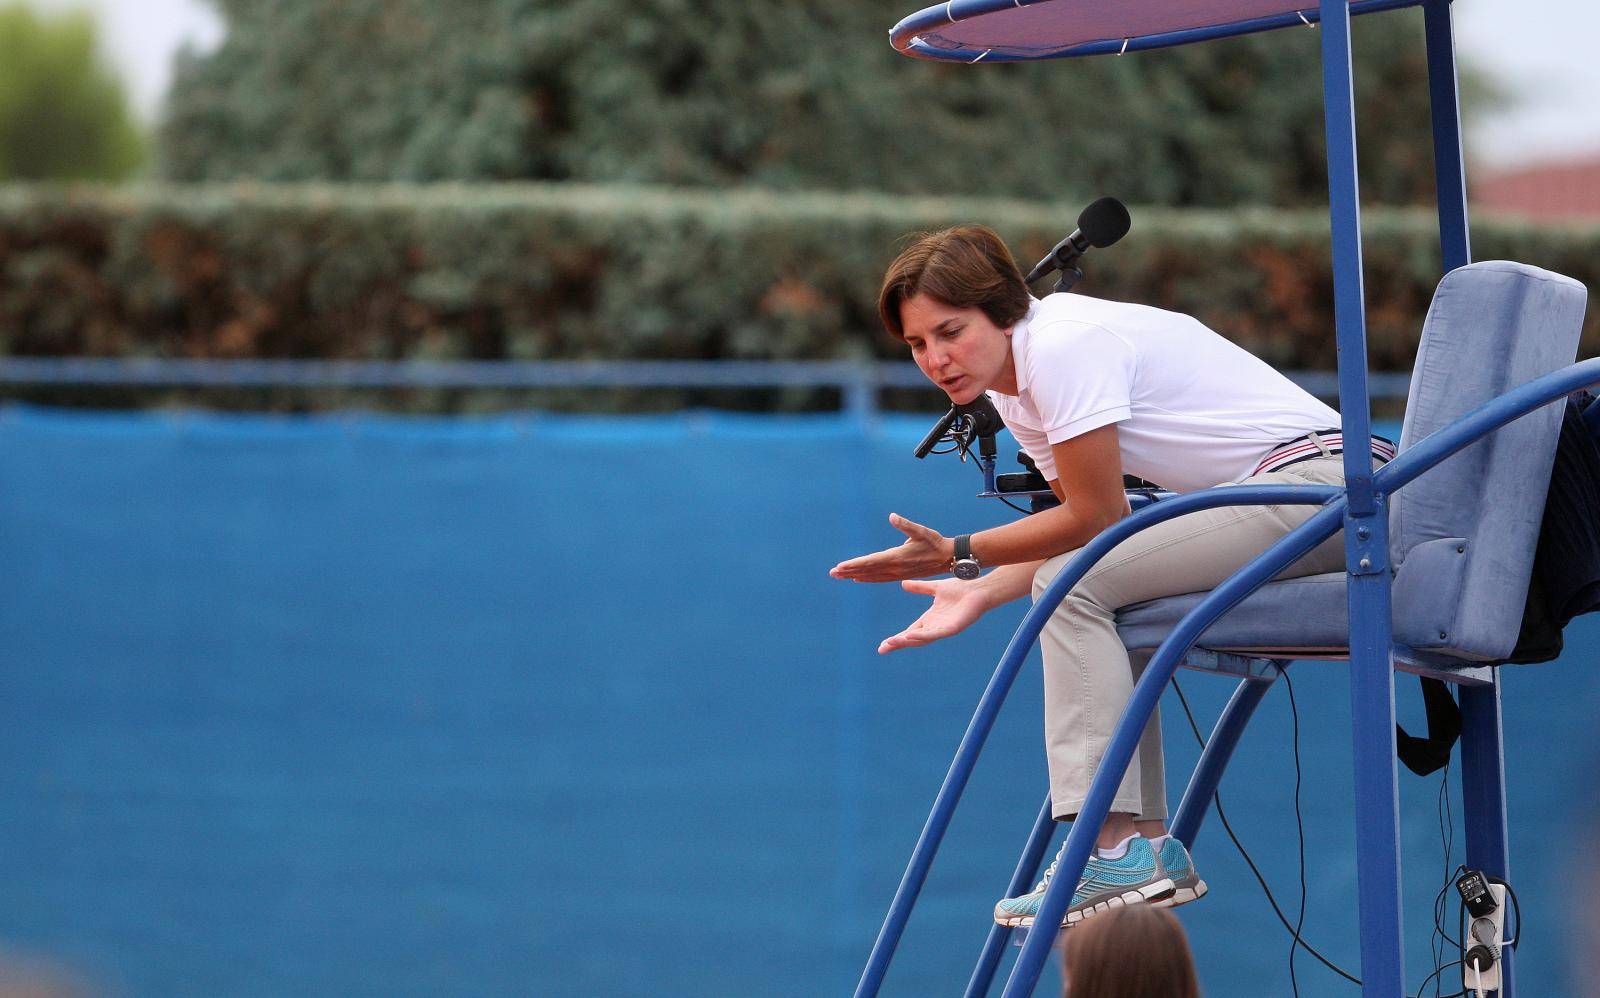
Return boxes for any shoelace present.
[1027,843,1072,894]
[1029,858,1058,894]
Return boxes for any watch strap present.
[954,534,973,563]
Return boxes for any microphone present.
[913,397,1006,460]
[952,396,1005,440]
[914,406,961,459]
[1023,197,1131,285]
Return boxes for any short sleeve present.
[988,391,1056,481]
[1023,322,1136,445]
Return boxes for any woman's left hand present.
[829,513,953,582]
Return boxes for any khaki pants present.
[1032,454,1358,821]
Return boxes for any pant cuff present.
[1052,797,1146,822]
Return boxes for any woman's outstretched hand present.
[829,513,952,583]
[877,578,992,654]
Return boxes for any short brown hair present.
[877,225,1030,339]
[1063,906,1200,998]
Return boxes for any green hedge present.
[2,183,1597,375]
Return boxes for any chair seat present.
[1115,573,1497,685]
[1116,573,1351,653]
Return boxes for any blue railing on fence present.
[0,358,1412,418]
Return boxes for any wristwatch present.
[951,534,982,581]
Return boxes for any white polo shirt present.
[987,294,1341,493]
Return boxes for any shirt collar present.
[1007,297,1042,396]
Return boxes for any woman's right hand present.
[878,578,993,654]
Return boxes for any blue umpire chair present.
[1113,259,1588,981]
[855,1,1600,995]
[1119,262,1587,662]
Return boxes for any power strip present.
[1461,881,1507,995]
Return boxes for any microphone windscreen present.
[1077,197,1131,248]
[955,396,1005,438]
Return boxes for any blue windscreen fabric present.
[0,404,1593,996]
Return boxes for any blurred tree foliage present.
[160,0,1464,206]
[0,3,145,181]
[4,183,1596,379]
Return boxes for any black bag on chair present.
[1398,391,1600,777]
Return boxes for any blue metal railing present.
[0,357,1412,420]
[852,483,1342,997]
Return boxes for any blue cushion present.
[1389,262,1587,659]
[1116,573,1349,653]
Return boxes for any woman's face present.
[899,293,1015,405]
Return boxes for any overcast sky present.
[33,0,1600,171]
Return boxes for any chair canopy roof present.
[890,0,1424,62]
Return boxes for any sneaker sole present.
[994,879,1177,929]
[1151,878,1208,910]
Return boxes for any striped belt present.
[1252,429,1397,476]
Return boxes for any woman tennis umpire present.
[830,224,1390,928]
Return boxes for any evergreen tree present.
[160,0,1456,207]
[0,2,145,181]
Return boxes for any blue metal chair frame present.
[858,1,1600,995]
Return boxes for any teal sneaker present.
[993,837,1177,928]
[1151,836,1208,909]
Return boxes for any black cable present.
[1413,958,1467,998]
[1430,770,1460,995]
[995,494,1032,516]
[1433,769,1447,985]
[1441,765,1454,903]
[1284,669,1308,998]
[1424,865,1468,998]
[1170,678,1361,987]
[945,431,1034,515]
[1432,865,1467,952]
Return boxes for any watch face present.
[953,559,981,581]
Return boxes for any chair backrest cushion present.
[1391,261,1588,660]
